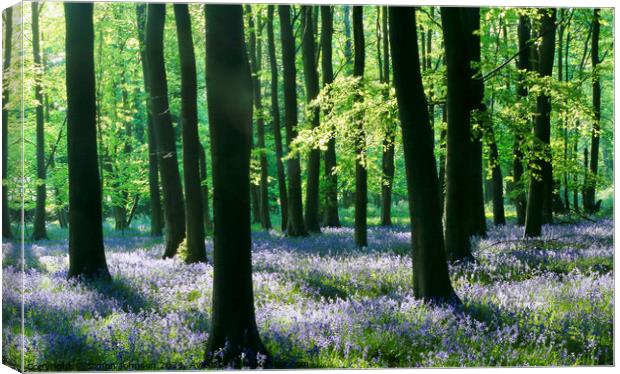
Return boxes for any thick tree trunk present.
[204,5,268,367]
[146,4,186,257]
[2,7,13,239]
[247,7,272,231]
[380,6,395,227]
[524,9,556,237]
[174,4,207,263]
[353,6,367,248]
[279,5,307,237]
[65,3,110,280]
[389,6,459,303]
[320,6,341,228]
[198,145,212,233]
[136,4,163,236]
[441,7,474,261]
[465,8,487,238]
[585,9,601,213]
[301,6,321,233]
[267,6,288,232]
[32,2,48,240]
[512,15,531,226]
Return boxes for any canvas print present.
[0,0,615,371]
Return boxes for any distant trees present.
[204,4,268,367]
[174,4,206,263]
[524,9,557,237]
[2,7,13,240]
[279,5,307,237]
[145,4,186,257]
[389,6,458,301]
[64,2,110,279]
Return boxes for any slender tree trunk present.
[267,6,288,232]
[557,9,570,211]
[582,146,589,210]
[146,4,186,257]
[320,5,340,228]
[353,6,367,248]
[174,4,207,263]
[32,2,48,240]
[465,8,487,238]
[487,125,506,225]
[198,145,212,233]
[204,5,268,367]
[279,5,307,237]
[441,7,474,261]
[65,3,110,280]
[380,6,395,227]
[513,15,531,226]
[343,5,353,73]
[389,6,459,303]
[585,9,601,213]
[300,6,321,233]
[524,9,556,237]
[2,7,13,239]
[136,4,163,236]
[246,7,272,231]
[573,133,579,210]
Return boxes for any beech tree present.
[584,8,601,213]
[353,6,367,248]
[65,2,110,280]
[145,4,186,257]
[204,4,268,367]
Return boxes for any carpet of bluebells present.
[2,218,614,370]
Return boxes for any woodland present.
[0,1,615,370]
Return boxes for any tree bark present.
[247,6,272,231]
[380,6,395,227]
[353,6,367,248]
[174,4,207,263]
[2,7,13,239]
[585,9,601,213]
[320,6,340,228]
[441,7,474,261]
[146,4,186,257]
[198,145,212,233]
[32,2,48,240]
[524,9,556,237]
[301,6,321,233]
[465,8,487,238]
[65,3,110,280]
[279,5,307,237]
[512,15,531,226]
[389,6,459,303]
[267,5,288,232]
[136,4,163,236]
[204,4,268,367]
[487,124,506,225]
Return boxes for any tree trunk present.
[389,6,459,303]
[582,146,588,210]
[146,4,186,257]
[174,4,207,263]
[204,4,268,367]
[267,6,288,232]
[301,6,321,233]
[279,5,307,237]
[465,8,487,238]
[441,7,474,261]
[380,6,395,227]
[320,6,340,228]
[524,9,556,237]
[2,7,13,239]
[585,9,601,213]
[353,6,367,248]
[32,2,48,240]
[65,3,110,280]
[136,4,163,236]
[343,5,353,73]
[487,125,506,225]
[199,145,213,233]
[247,6,272,231]
[512,15,531,226]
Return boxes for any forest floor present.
[1,216,614,370]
